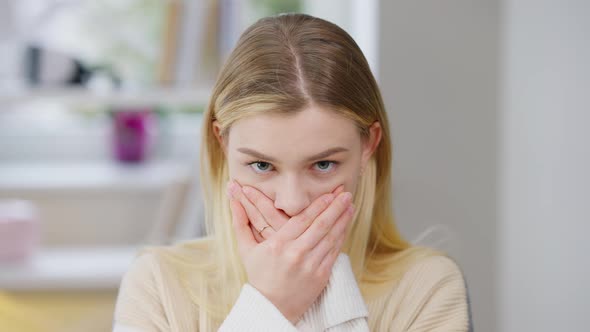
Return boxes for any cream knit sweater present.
[113,242,470,331]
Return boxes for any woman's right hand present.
[227,181,354,324]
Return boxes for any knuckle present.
[324,233,337,248]
[320,198,336,213]
[319,196,331,210]
[285,252,300,266]
[286,246,305,265]
[316,217,332,233]
[266,240,283,255]
[302,260,315,275]
[296,198,327,223]
[292,210,309,224]
[315,265,330,280]
[303,207,315,220]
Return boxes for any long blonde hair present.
[152,13,440,330]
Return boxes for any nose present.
[273,177,310,218]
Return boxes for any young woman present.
[113,13,471,332]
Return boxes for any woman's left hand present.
[237,184,289,243]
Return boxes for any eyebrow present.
[237,147,349,163]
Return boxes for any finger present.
[228,180,276,238]
[250,223,265,243]
[276,186,343,241]
[242,185,289,231]
[229,197,257,252]
[317,233,346,276]
[295,192,352,252]
[276,192,336,242]
[306,204,354,268]
[332,184,345,196]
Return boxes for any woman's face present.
[215,105,381,218]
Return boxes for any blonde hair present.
[151,13,441,330]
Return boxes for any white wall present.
[0,1,13,40]
[378,1,499,331]
[378,1,590,331]
[499,0,590,330]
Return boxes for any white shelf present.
[0,246,139,291]
[0,161,192,192]
[0,86,211,106]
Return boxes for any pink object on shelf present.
[111,108,157,163]
[0,200,40,262]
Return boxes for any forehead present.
[228,105,359,157]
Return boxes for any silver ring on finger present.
[257,224,272,235]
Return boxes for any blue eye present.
[248,161,274,174]
[246,160,338,175]
[314,161,337,173]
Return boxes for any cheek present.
[337,174,359,198]
[226,157,272,194]
[226,153,253,181]
[327,161,361,195]
[227,160,245,181]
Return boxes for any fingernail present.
[346,204,355,216]
[340,192,352,204]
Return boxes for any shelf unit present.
[0,86,211,106]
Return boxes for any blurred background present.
[0,1,588,331]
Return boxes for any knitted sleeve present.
[113,252,370,332]
[113,252,299,332]
[113,253,169,332]
[389,255,470,332]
